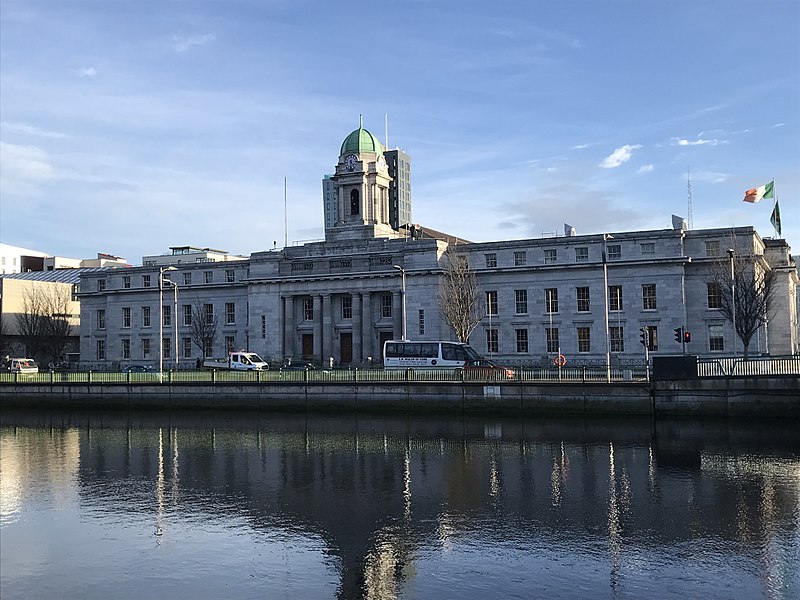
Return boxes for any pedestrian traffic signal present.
[640,327,648,347]
[684,330,691,343]
[674,326,683,343]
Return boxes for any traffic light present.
[640,327,648,347]
[684,330,691,343]
[674,326,684,343]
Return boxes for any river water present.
[1,410,798,600]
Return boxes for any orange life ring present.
[554,354,567,367]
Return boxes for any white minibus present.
[383,340,481,369]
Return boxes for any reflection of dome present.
[340,127,384,156]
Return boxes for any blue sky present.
[2,0,798,263]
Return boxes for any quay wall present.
[2,377,798,416]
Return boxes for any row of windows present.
[95,335,240,361]
[485,285,660,315]
[98,269,238,292]
[98,303,238,329]
[481,324,729,354]
[482,240,726,268]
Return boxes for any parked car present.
[464,359,515,379]
[121,365,160,374]
[8,358,39,374]
[281,361,317,371]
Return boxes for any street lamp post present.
[602,234,613,383]
[163,278,179,369]
[727,248,736,358]
[159,266,177,379]
[393,265,407,340]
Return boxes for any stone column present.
[361,292,372,362]
[392,291,402,340]
[352,293,362,364]
[283,296,294,360]
[313,295,322,362]
[322,294,332,362]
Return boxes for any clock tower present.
[326,118,400,242]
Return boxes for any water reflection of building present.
[1,413,798,599]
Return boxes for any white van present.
[9,358,39,374]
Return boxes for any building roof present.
[340,126,384,156]
[0,267,114,284]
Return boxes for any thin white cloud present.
[637,164,654,174]
[772,122,786,128]
[571,143,591,150]
[0,142,54,180]
[690,170,729,184]
[1,121,67,138]
[173,33,216,53]
[599,144,641,169]
[671,137,721,147]
[76,67,97,78]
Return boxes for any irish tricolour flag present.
[743,180,774,203]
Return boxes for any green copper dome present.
[340,126,384,156]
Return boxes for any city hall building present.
[78,125,799,368]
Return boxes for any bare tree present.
[710,251,776,357]
[14,285,75,364]
[438,246,483,343]
[190,299,218,359]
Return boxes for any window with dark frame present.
[381,294,393,318]
[341,296,352,319]
[545,288,558,313]
[226,302,235,325]
[546,327,559,353]
[707,282,722,309]
[486,291,498,316]
[642,284,657,310]
[515,289,528,314]
[576,287,590,312]
[609,285,623,311]
[303,298,314,321]
[610,326,624,352]
[515,328,529,353]
[577,327,591,352]
[486,328,499,354]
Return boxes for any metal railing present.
[697,355,800,377]
[0,365,651,385]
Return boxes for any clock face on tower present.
[345,154,358,171]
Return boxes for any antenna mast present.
[687,166,693,230]
[284,177,288,248]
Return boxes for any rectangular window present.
[225,336,235,354]
[203,338,213,357]
[142,338,151,359]
[577,327,591,353]
[183,304,192,326]
[262,315,266,339]
[96,340,106,361]
[183,273,192,285]
[163,338,171,359]
[381,294,393,318]
[545,288,558,313]
[515,328,529,353]
[142,306,151,327]
[204,271,213,284]
[122,339,130,359]
[707,283,722,309]
[71,283,79,301]
[641,243,655,257]
[97,279,106,292]
[97,309,106,330]
[705,240,720,257]
[514,251,527,266]
[163,305,171,327]
[486,328,499,354]
[419,309,425,335]
[122,307,131,328]
[576,287,590,312]
[514,289,528,314]
[575,247,588,262]
[709,324,724,351]
[543,249,557,264]
[485,253,497,268]
[609,285,623,312]
[204,304,214,323]
[142,275,151,288]
[304,298,314,321]
[226,302,235,325]
[607,244,621,261]
[546,328,559,353]
[486,291,498,316]
[642,284,657,310]
[226,269,235,283]
[610,326,624,352]
[122,275,131,289]
[341,296,352,319]
[183,337,192,359]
